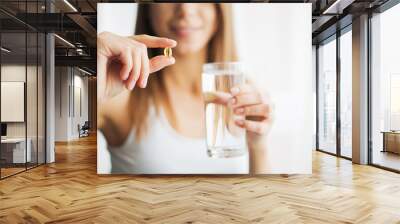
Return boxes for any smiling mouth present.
[172,26,202,37]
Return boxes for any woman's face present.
[149,3,218,56]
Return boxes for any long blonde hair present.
[130,3,237,138]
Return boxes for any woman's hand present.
[229,83,273,174]
[97,32,177,102]
[229,84,272,137]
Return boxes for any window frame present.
[315,24,352,160]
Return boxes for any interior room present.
[370,4,400,171]
[0,0,400,223]
[0,14,46,178]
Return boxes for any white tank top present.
[108,107,249,174]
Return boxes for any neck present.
[163,48,207,95]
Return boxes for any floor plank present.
[0,134,400,224]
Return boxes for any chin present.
[175,43,205,56]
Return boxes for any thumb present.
[149,55,176,73]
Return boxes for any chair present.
[78,121,90,138]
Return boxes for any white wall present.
[312,45,317,150]
[54,67,89,141]
[55,67,68,141]
[1,82,24,123]
[71,73,89,138]
[233,4,312,173]
[1,64,46,163]
[378,4,400,131]
[1,65,37,138]
[1,65,27,144]
[97,4,137,36]
[97,3,313,174]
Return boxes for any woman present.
[98,3,272,174]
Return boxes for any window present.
[318,36,337,155]
[0,1,46,179]
[340,29,352,158]
[390,74,400,130]
[370,2,400,171]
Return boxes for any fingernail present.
[230,87,240,95]
[141,78,147,88]
[121,73,128,81]
[235,108,244,114]
[236,119,244,126]
[168,39,177,46]
[130,81,136,90]
[170,57,176,64]
[230,98,236,105]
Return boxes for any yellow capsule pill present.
[164,47,172,57]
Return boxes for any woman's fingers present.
[233,102,271,135]
[98,32,178,96]
[228,83,272,135]
[118,49,132,81]
[149,55,176,73]
[234,104,270,118]
[125,35,177,89]
[124,52,141,90]
[235,119,268,135]
[230,84,262,108]
[230,92,261,108]
[230,84,254,96]
[203,91,231,105]
[132,34,177,48]
[111,33,177,90]
[137,47,150,88]
[122,50,175,90]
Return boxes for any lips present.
[172,26,201,38]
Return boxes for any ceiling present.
[0,0,394,74]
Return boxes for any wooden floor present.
[372,150,400,171]
[1,163,45,178]
[1,135,400,224]
[1,167,26,178]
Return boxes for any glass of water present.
[202,62,247,158]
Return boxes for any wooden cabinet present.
[382,132,400,154]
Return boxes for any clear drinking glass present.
[202,62,247,158]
